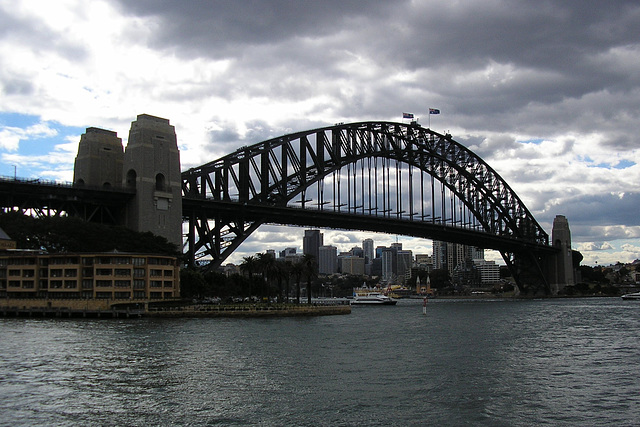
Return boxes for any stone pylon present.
[73,127,123,188]
[123,114,182,248]
[550,215,575,294]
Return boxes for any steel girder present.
[0,178,134,224]
[183,122,552,293]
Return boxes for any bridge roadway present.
[0,177,557,256]
[182,196,557,256]
[0,177,134,223]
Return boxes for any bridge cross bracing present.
[182,121,555,293]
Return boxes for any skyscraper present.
[303,229,323,260]
[318,245,337,274]
[362,238,374,264]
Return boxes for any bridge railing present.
[0,175,135,194]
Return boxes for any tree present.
[256,252,276,301]
[0,212,179,256]
[291,261,304,303]
[240,255,258,298]
[180,268,207,299]
[302,254,317,304]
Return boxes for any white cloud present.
[1,0,640,265]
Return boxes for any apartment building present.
[0,251,180,300]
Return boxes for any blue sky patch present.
[517,138,543,145]
[0,112,84,179]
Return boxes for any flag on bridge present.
[429,108,440,114]
[403,112,414,119]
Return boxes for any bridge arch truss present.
[183,121,554,293]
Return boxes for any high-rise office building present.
[318,245,337,275]
[397,250,413,283]
[303,229,323,260]
[362,238,374,264]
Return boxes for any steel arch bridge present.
[182,121,557,294]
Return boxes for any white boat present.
[621,292,640,300]
[351,292,397,305]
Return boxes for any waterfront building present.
[0,251,180,300]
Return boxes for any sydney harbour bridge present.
[0,119,567,295]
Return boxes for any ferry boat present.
[621,292,640,300]
[351,292,397,305]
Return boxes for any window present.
[133,280,145,289]
[64,280,77,289]
[115,280,131,288]
[50,269,63,278]
[133,258,146,266]
[115,269,131,276]
[155,173,166,191]
[163,270,173,277]
[96,280,111,288]
[126,169,137,188]
[96,269,112,276]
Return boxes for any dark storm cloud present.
[112,0,400,57]
[110,0,640,143]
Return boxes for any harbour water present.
[1,297,638,426]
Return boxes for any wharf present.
[0,298,351,318]
[147,303,351,318]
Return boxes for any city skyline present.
[1,1,639,266]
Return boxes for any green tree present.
[180,268,207,299]
[256,252,276,301]
[302,254,317,304]
[0,212,178,256]
[291,261,304,303]
[240,255,258,298]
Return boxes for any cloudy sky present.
[1,0,639,266]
